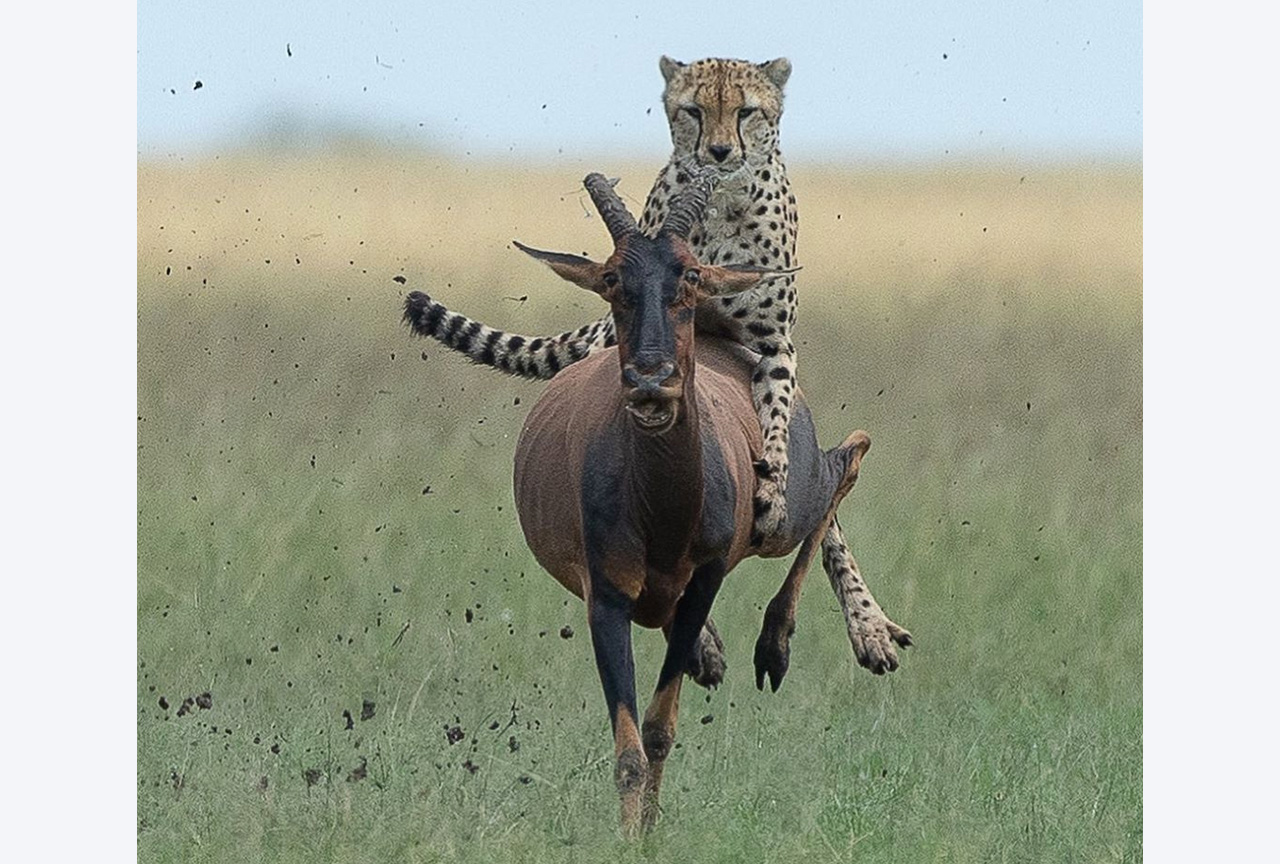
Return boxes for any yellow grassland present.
[138,153,1141,311]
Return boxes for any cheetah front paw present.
[847,609,913,675]
[750,463,788,545]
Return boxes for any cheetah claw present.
[847,611,913,675]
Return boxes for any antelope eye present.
[684,268,701,285]
[738,106,757,120]
[602,271,619,288]
[683,105,702,121]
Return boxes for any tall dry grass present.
[139,152,1140,306]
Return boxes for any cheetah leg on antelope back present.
[712,285,800,545]
[748,339,799,543]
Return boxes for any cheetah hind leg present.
[822,518,912,674]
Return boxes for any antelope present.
[470,172,891,832]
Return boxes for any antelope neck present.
[623,362,703,571]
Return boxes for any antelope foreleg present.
[586,577,647,836]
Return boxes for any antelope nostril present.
[624,362,675,392]
[708,144,732,162]
[643,362,675,385]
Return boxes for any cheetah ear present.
[513,241,607,294]
[698,264,800,297]
[759,57,792,89]
[659,56,685,83]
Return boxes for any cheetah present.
[405,57,911,674]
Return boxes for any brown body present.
[516,339,783,623]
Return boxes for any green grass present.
[138,190,1140,862]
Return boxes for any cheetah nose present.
[708,144,732,163]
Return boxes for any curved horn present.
[583,173,638,242]
[660,167,716,239]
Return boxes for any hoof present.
[753,599,795,692]
[753,628,791,692]
[615,746,648,837]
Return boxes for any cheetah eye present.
[738,107,758,120]
[682,105,702,121]
[602,271,619,289]
[683,268,701,285]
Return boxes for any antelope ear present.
[759,57,792,89]
[659,55,685,83]
[514,241,606,293]
[699,263,800,297]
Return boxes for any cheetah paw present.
[750,465,787,544]
[847,611,913,675]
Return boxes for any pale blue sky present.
[138,1,1141,160]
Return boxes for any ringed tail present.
[403,291,609,381]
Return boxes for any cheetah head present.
[660,56,791,174]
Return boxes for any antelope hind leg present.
[753,430,870,691]
[753,530,819,691]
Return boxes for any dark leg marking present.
[587,576,637,732]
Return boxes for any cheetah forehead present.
[662,57,788,111]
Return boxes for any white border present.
[6,4,135,858]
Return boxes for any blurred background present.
[138,3,1142,861]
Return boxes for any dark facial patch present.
[614,235,690,369]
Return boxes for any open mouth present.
[626,399,677,432]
